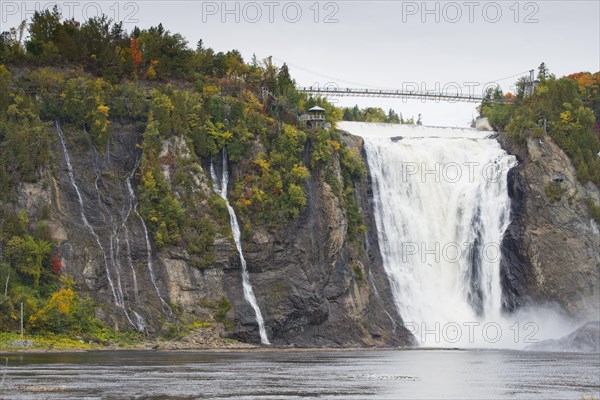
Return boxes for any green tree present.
[0,22,27,61]
[6,235,52,287]
[387,109,401,123]
[138,115,185,247]
[137,24,193,79]
[0,64,11,114]
[538,62,549,82]
[276,63,294,94]
[25,6,62,59]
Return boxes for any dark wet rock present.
[498,133,600,317]
[500,164,533,311]
[222,133,414,346]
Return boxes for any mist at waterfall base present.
[338,122,579,349]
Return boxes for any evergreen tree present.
[538,62,549,82]
[387,109,401,123]
[276,63,295,95]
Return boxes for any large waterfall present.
[339,122,524,347]
[210,150,270,345]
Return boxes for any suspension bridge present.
[295,86,514,104]
[289,66,534,104]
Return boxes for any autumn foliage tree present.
[480,65,600,185]
[130,36,142,71]
[565,72,600,135]
[50,253,63,274]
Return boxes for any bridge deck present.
[296,87,511,103]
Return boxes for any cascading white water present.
[92,163,130,313]
[121,162,141,303]
[56,122,118,303]
[122,228,139,302]
[56,122,146,331]
[339,121,523,347]
[210,150,270,345]
[125,165,174,317]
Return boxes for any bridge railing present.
[296,87,512,104]
[298,114,326,121]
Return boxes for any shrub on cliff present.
[480,66,600,185]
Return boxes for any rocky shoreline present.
[0,325,426,353]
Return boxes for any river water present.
[0,349,598,399]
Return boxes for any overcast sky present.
[2,0,599,126]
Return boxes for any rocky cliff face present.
[499,133,600,318]
[162,133,413,346]
[31,123,174,333]
[23,123,412,346]
[17,120,598,344]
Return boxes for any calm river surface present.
[0,349,598,399]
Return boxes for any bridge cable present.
[480,70,532,86]
[273,56,530,99]
[272,56,390,89]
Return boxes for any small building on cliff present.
[299,106,328,130]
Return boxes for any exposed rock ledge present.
[498,132,600,317]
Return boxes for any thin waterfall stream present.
[56,122,145,331]
[210,149,270,345]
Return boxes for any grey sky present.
[1,0,599,126]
